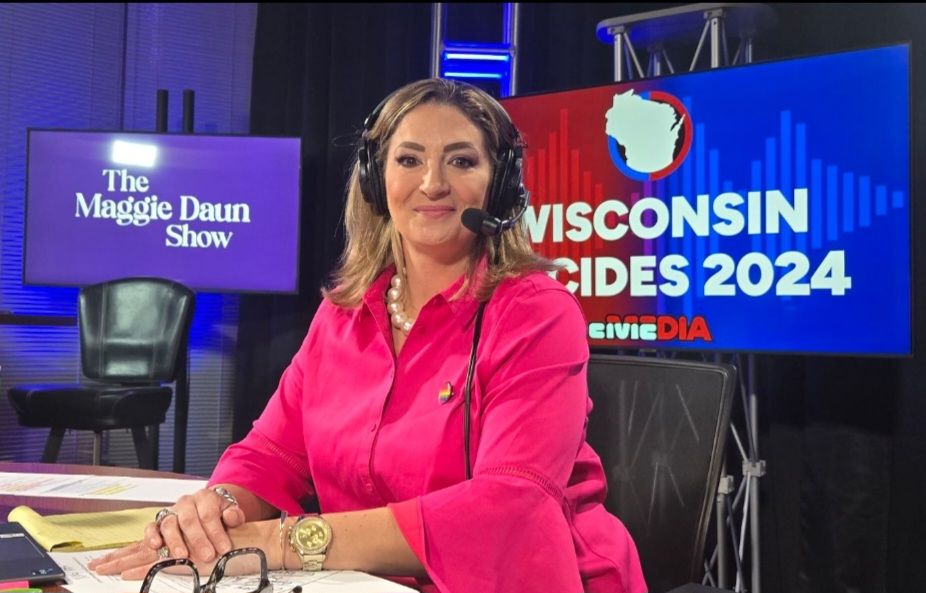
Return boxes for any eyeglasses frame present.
[139,546,273,593]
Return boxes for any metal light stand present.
[597,5,775,592]
[430,2,521,97]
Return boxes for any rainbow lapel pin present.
[438,381,454,404]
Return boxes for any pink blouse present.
[210,268,646,593]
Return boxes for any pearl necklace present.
[386,274,415,334]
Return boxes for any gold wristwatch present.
[288,514,332,571]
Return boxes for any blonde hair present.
[324,78,555,307]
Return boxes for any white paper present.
[0,472,207,503]
[52,550,416,593]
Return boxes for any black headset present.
[357,93,527,221]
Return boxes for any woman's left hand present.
[89,519,278,580]
[87,540,167,580]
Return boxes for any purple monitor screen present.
[24,130,302,293]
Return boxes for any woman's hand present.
[91,486,246,574]
[89,519,277,580]
[87,540,165,581]
[146,487,247,563]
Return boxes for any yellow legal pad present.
[7,505,162,551]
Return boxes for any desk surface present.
[0,462,204,593]
[0,461,203,519]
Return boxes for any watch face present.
[291,518,331,554]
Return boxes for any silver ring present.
[211,486,238,509]
[158,545,169,559]
[154,507,178,527]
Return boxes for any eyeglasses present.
[140,547,273,593]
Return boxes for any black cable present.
[463,235,503,479]
[463,300,487,480]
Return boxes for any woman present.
[91,78,646,593]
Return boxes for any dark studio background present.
[233,4,926,592]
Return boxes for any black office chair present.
[8,277,194,469]
[586,354,736,593]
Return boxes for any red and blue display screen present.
[503,44,910,355]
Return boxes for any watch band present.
[300,554,325,571]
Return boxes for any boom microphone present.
[461,189,530,237]
[461,208,501,236]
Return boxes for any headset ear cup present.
[358,144,373,208]
[358,141,388,217]
[358,98,390,217]
[507,147,525,215]
[490,145,525,217]
[374,168,386,216]
[372,161,386,216]
[489,148,513,217]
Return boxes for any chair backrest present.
[79,277,195,383]
[586,354,736,593]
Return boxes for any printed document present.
[0,472,206,502]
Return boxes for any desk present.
[0,464,416,593]
[0,461,203,520]
[0,462,203,593]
